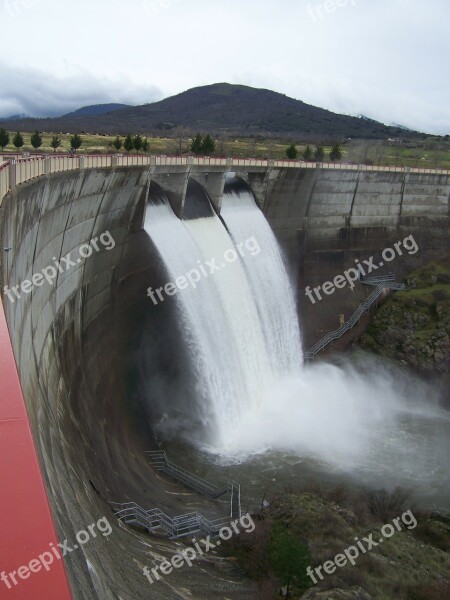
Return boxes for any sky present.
[0,0,448,134]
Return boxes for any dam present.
[0,154,449,599]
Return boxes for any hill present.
[0,83,420,140]
[61,103,131,118]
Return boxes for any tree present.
[124,134,134,153]
[201,134,215,155]
[50,136,62,152]
[70,134,83,152]
[133,135,143,153]
[113,136,122,151]
[270,526,311,598]
[314,145,325,162]
[142,138,150,152]
[286,144,298,160]
[303,145,313,161]
[0,128,10,150]
[30,130,43,150]
[190,133,203,155]
[13,131,24,152]
[330,143,343,161]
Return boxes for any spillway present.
[144,180,302,447]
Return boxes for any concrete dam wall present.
[1,164,448,598]
[263,168,450,346]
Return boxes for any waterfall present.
[144,182,302,446]
[220,181,303,371]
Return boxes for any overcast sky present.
[0,0,448,134]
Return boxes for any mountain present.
[3,113,29,121]
[0,83,420,139]
[61,103,131,118]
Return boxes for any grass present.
[1,131,449,169]
[221,486,450,599]
[359,262,450,372]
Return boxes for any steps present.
[305,274,405,359]
[147,450,241,519]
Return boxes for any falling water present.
[220,181,303,371]
[144,184,302,445]
[145,182,449,504]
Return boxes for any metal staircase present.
[305,274,405,359]
[109,501,232,539]
[146,450,241,519]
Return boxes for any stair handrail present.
[306,275,405,359]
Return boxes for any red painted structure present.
[0,301,72,599]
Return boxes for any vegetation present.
[113,136,122,151]
[50,135,61,152]
[359,262,450,375]
[70,134,83,152]
[123,134,134,152]
[314,145,325,161]
[269,525,311,597]
[0,83,425,140]
[190,133,216,155]
[133,134,143,153]
[221,485,450,599]
[0,130,448,171]
[0,128,10,150]
[330,142,343,161]
[302,144,313,161]
[190,133,203,154]
[201,134,215,155]
[142,137,150,152]
[13,131,24,151]
[30,130,43,150]
[286,144,298,160]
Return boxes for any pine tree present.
[113,136,122,151]
[330,143,343,161]
[190,133,203,155]
[286,144,298,160]
[270,526,311,598]
[70,134,83,152]
[50,136,62,152]
[142,138,150,152]
[303,145,313,161]
[314,145,325,162]
[201,134,216,155]
[0,128,10,150]
[13,131,24,151]
[133,135,143,153]
[30,130,43,150]
[123,134,134,153]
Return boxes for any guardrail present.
[1,153,449,207]
[110,501,231,539]
[305,275,406,359]
[147,450,241,519]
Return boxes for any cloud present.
[0,62,163,118]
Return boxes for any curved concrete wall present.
[1,165,448,597]
[1,167,164,598]
[263,168,450,345]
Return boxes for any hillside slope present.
[0,83,418,139]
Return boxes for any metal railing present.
[110,501,231,539]
[147,450,241,519]
[305,275,405,359]
[1,153,449,207]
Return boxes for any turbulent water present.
[144,185,302,445]
[144,182,449,506]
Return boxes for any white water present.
[221,188,303,371]
[145,194,291,445]
[145,188,449,495]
